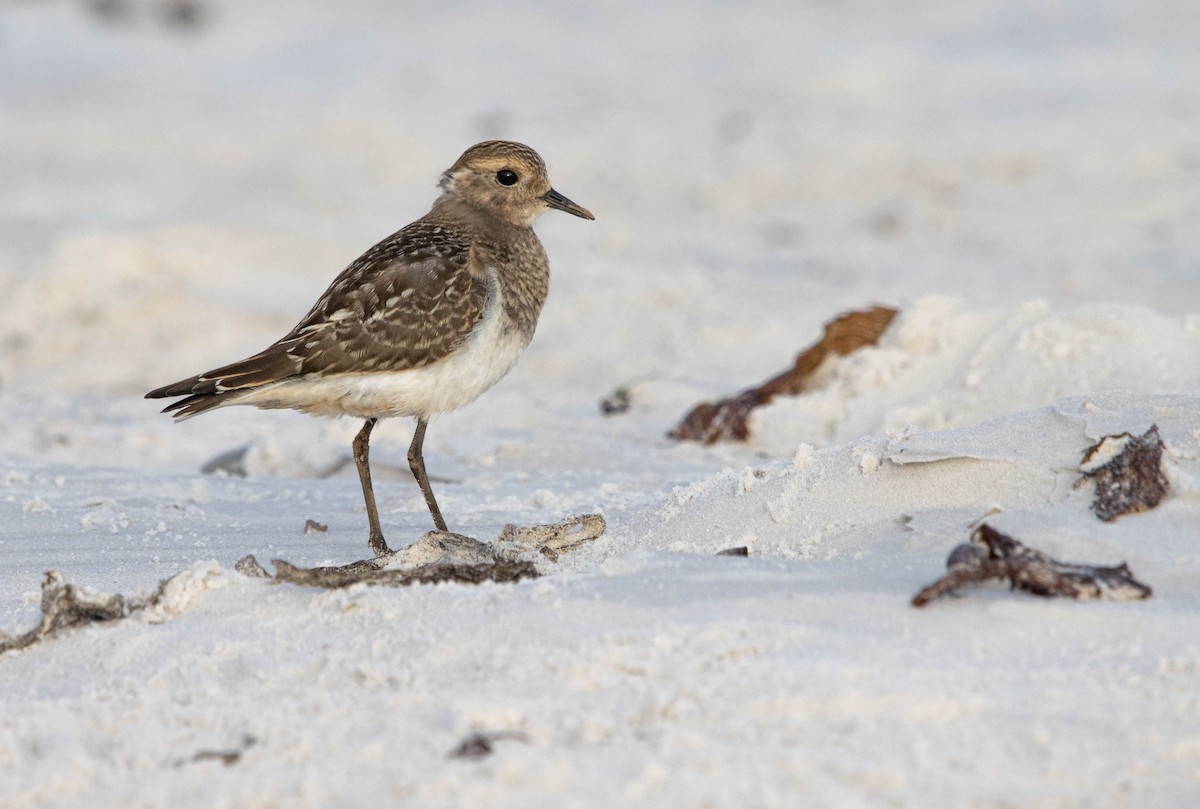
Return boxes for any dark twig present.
[912,523,1152,607]
[448,730,530,760]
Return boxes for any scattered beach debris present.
[448,730,530,761]
[0,567,196,655]
[88,0,207,31]
[234,555,271,579]
[1078,425,1170,521]
[268,553,538,589]
[716,546,750,557]
[244,513,606,589]
[912,523,1152,607]
[182,735,257,768]
[1,516,604,653]
[0,571,140,654]
[670,305,898,444]
[200,445,250,477]
[600,385,632,415]
[499,513,607,562]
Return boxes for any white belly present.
[236,291,532,420]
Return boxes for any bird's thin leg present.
[408,418,448,532]
[352,418,391,556]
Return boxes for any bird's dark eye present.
[496,169,519,186]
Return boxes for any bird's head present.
[439,140,594,227]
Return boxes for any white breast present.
[236,281,533,420]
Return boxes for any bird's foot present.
[368,532,392,557]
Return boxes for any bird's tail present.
[146,346,298,421]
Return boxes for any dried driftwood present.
[269,555,538,589]
[912,524,1152,607]
[2,515,606,653]
[670,306,898,444]
[246,513,607,590]
[0,570,166,654]
[1078,425,1170,521]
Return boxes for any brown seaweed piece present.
[911,523,1152,607]
[1078,425,1170,521]
[670,305,899,444]
[0,570,167,654]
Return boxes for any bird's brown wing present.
[146,219,490,415]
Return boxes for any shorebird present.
[147,141,593,555]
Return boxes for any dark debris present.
[449,730,529,761]
[1,571,150,655]
[254,514,606,588]
[670,306,898,444]
[1078,425,1170,522]
[599,386,632,416]
[187,735,257,768]
[268,556,539,589]
[912,523,1152,607]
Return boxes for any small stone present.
[200,446,250,477]
[946,543,987,569]
[600,387,631,416]
[234,555,271,579]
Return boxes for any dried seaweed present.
[499,513,607,562]
[1078,425,1170,521]
[912,523,1152,607]
[269,556,538,589]
[670,306,898,444]
[448,730,529,760]
[180,736,257,768]
[2,515,606,654]
[249,513,607,590]
[0,570,166,655]
[234,555,271,579]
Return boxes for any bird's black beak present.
[542,188,594,220]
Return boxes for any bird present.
[147,140,594,556]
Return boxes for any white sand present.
[1,2,1198,806]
